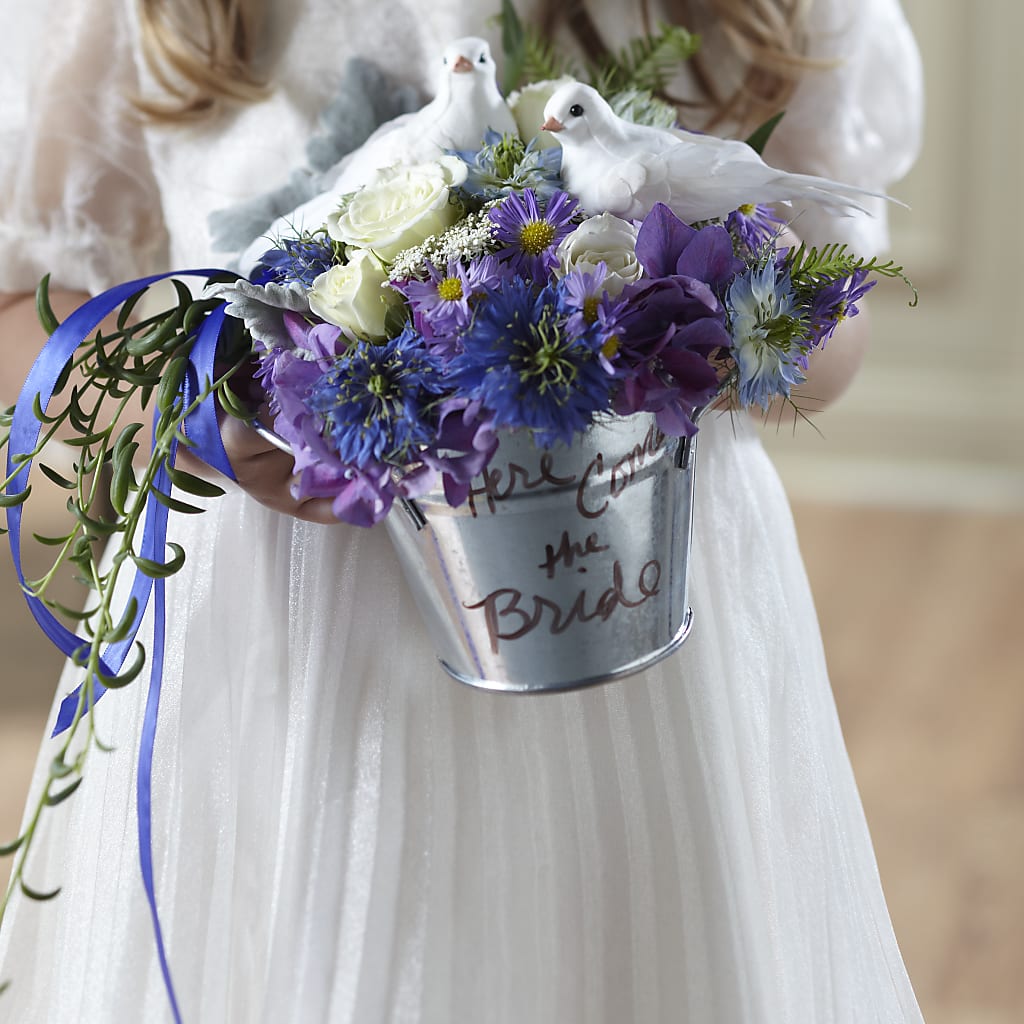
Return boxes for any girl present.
[0,1,924,1020]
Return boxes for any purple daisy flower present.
[807,268,876,347]
[489,188,578,281]
[556,264,628,368]
[726,203,786,253]
[393,256,503,344]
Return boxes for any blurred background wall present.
[1,2,1021,1022]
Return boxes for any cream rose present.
[326,156,468,262]
[556,213,643,296]
[507,76,576,150]
[307,251,401,340]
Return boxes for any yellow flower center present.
[582,296,601,324]
[437,276,464,302]
[601,335,620,359]
[738,203,757,216]
[519,220,556,256]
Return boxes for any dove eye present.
[569,103,584,117]
[478,53,487,64]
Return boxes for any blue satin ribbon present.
[5,269,240,1023]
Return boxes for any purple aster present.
[447,277,614,448]
[726,203,786,254]
[392,255,503,345]
[556,264,628,369]
[489,188,578,281]
[806,268,875,347]
[307,325,446,469]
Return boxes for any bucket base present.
[439,607,694,695]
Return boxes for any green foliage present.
[496,0,698,98]
[745,112,785,156]
[785,242,919,306]
[0,271,248,932]
[589,23,700,98]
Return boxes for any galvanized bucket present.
[385,411,702,693]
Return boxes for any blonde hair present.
[543,0,816,131]
[135,0,267,121]
[137,0,814,128]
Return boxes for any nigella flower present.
[307,325,446,468]
[489,188,578,281]
[807,267,875,347]
[726,203,786,254]
[727,262,809,408]
[392,255,504,343]
[455,130,563,203]
[447,277,614,448]
[256,233,337,288]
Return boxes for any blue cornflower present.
[488,189,578,281]
[448,277,615,448]
[308,326,446,468]
[257,234,337,287]
[727,262,808,408]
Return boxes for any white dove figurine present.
[239,37,516,272]
[541,81,893,223]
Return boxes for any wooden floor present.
[1,501,1021,1022]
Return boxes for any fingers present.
[185,413,343,525]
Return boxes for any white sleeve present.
[762,0,924,253]
[0,0,169,296]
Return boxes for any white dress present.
[0,1,925,1021]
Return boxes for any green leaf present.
[65,497,120,537]
[745,111,785,155]
[39,600,98,622]
[43,777,83,807]
[34,275,61,335]
[49,756,74,780]
[150,489,206,515]
[497,0,527,92]
[130,541,186,579]
[115,288,146,332]
[0,834,25,857]
[20,879,62,902]
[36,462,76,490]
[104,596,139,645]
[31,531,74,546]
[125,308,184,357]
[97,642,146,689]
[108,449,138,518]
[165,463,225,498]
[156,355,189,415]
[0,486,31,508]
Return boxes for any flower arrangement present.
[227,144,907,526]
[0,5,914,1010]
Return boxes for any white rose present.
[307,251,401,340]
[507,76,577,150]
[556,213,643,296]
[326,156,468,262]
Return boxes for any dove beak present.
[541,116,564,133]
[452,55,474,74]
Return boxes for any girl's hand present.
[180,409,339,525]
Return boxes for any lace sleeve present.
[763,0,924,253]
[0,0,168,295]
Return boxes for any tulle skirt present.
[0,414,923,1023]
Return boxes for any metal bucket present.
[385,411,702,693]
